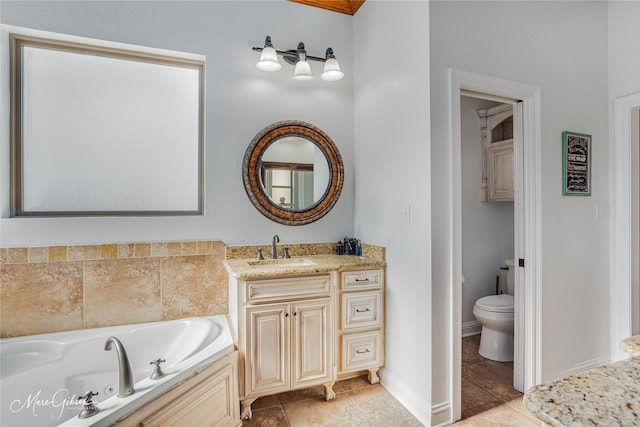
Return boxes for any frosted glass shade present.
[256,46,281,72]
[293,60,313,80]
[320,58,344,81]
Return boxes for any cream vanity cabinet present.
[337,268,385,384]
[477,103,514,202]
[229,274,335,420]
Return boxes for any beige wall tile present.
[0,248,7,264]
[167,242,182,256]
[84,258,161,328]
[161,255,228,320]
[182,241,197,255]
[68,245,100,261]
[117,243,135,258]
[150,242,168,257]
[1,262,84,337]
[48,246,67,262]
[135,243,151,258]
[196,240,213,255]
[101,244,118,259]
[28,247,49,263]
[7,248,28,264]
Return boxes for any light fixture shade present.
[256,46,281,72]
[321,58,344,81]
[293,60,313,80]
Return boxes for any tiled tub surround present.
[0,240,228,338]
[524,358,640,426]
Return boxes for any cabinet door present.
[246,303,290,396]
[291,298,332,388]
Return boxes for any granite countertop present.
[224,253,386,280]
[524,357,640,426]
[620,335,640,358]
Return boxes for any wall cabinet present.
[477,103,514,202]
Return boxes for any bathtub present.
[0,315,235,427]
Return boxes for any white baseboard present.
[431,401,451,427]
[462,320,481,337]
[379,369,430,426]
[544,355,611,382]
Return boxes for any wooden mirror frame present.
[243,121,344,225]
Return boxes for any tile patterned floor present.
[460,334,523,419]
[241,336,543,426]
[241,375,423,427]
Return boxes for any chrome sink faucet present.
[271,234,279,259]
[104,336,134,397]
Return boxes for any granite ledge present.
[620,335,640,358]
[524,357,640,426]
[224,242,385,280]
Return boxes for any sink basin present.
[247,258,316,269]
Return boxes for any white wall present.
[0,0,354,247]
[461,97,514,328]
[431,0,611,416]
[353,2,431,424]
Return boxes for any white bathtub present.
[0,315,235,427]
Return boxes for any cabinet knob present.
[293,312,297,316]
[285,312,289,317]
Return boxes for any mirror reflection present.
[243,120,343,226]
[259,137,330,211]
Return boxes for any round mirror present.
[243,121,344,225]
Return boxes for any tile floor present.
[241,375,423,427]
[241,336,544,426]
[460,334,522,419]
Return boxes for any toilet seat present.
[475,294,514,313]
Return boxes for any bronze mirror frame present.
[243,120,344,226]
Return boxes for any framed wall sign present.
[562,131,592,196]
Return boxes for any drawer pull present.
[356,348,370,354]
[355,308,370,313]
[355,278,370,282]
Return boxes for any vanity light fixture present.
[253,36,344,82]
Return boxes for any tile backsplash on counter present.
[0,240,228,338]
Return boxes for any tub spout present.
[104,336,134,397]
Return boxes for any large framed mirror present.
[243,121,343,225]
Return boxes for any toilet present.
[473,259,515,362]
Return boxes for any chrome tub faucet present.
[104,336,134,397]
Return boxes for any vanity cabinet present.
[230,274,335,420]
[337,268,385,384]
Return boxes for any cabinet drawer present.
[246,275,331,303]
[342,269,383,290]
[341,331,381,373]
[341,291,381,330]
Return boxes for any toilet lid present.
[475,294,514,313]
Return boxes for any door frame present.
[448,69,542,421]
[610,92,640,362]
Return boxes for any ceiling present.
[288,0,365,16]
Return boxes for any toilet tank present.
[504,259,515,295]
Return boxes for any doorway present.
[459,95,519,418]
[611,93,640,361]
[448,69,542,423]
